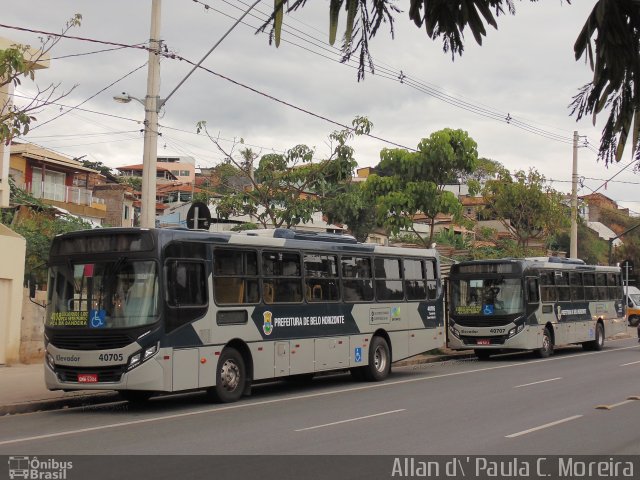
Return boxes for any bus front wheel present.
[363,336,391,381]
[208,347,246,403]
[536,328,554,358]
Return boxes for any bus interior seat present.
[214,277,244,304]
[263,282,274,303]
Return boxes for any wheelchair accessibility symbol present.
[354,347,362,363]
[482,304,494,315]
[89,309,106,328]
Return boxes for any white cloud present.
[4,0,639,213]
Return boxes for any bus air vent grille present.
[49,332,134,350]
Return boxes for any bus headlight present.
[508,324,525,338]
[127,343,159,371]
[127,353,141,370]
[450,327,461,339]
[144,344,158,360]
[46,353,55,370]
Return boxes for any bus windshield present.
[451,277,524,316]
[46,260,159,329]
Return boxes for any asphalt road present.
[1,337,639,456]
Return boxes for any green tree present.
[117,175,142,192]
[262,1,639,167]
[197,117,371,228]
[0,14,81,143]
[365,128,478,246]
[322,181,377,242]
[481,168,569,250]
[79,159,112,177]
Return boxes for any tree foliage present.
[117,175,142,192]
[322,181,377,242]
[197,117,372,229]
[365,128,478,246]
[262,1,640,168]
[570,0,640,166]
[0,14,81,144]
[481,168,569,249]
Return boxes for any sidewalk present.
[0,349,470,416]
[0,363,119,416]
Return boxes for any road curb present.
[0,392,121,416]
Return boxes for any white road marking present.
[505,415,583,439]
[295,409,405,432]
[620,360,640,367]
[0,343,637,447]
[514,377,562,388]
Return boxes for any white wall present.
[0,224,26,364]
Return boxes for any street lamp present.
[113,89,165,228]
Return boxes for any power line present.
[11,92,141,123]
[194,0,577,146]
[51,44,145,60]
[31,62,147,131]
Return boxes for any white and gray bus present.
[43,227,445,402]
[448,257,626,359]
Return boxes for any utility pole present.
[140,0,162,228]
[570,130,579,258]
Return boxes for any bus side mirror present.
[29,274,37,299]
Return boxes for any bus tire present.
[583,322,604,351]
[120,390,153,404]
[474,349,492,360]
[629,315,639,327]
[536,328,554,358]
[208,347,246,403]
[363,336,391,382]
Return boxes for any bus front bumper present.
[45,354,169,392]
[448,325,538,351]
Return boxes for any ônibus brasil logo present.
[8,456,73,479]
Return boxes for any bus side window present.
[526,278,539,304]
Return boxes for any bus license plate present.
[78,374,98,383]
[476,339,490,346]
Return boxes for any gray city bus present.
[43,227,445,403]
[448,257,626,359]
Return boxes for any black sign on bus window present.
[621,259,634,274]
[186,202,212,230]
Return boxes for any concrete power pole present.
[570,130,579,259]
[140,0,162,228]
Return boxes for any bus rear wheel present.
[536,328,554,358]
[208,347,246,403]
[363,336,391,381]
[583,322,604,351]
